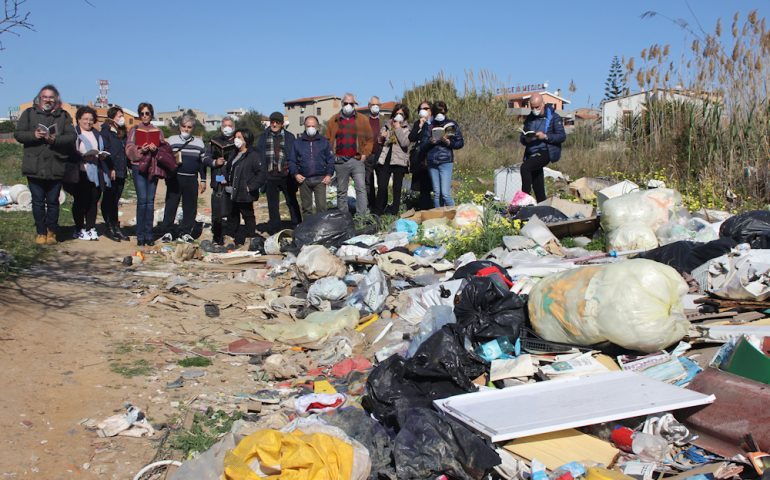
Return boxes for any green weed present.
[110,359,154,378]
[177,357,213,368]
[170,409,243,458]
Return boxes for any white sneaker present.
[160,233,174,243]
[88,228,98,241]
[76,229,89,241]
[180,234,194,243]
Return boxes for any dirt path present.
[0,190,278,478]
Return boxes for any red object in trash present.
[610,426,635,453]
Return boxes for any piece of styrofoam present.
[434,371,715,442]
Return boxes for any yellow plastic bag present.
[223,429,353,480]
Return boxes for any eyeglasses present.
[270,120,282,124]
[140,111,152,117]
[40,95,56,100]
[343,102,355,106]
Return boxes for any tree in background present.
[604,56,628,100]
[0,0,34,82]
[235,110,266,136]
[0,120,14,133]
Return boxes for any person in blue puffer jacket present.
[419,100,464,207]
[519,92,566,202]
[289,115,335,215]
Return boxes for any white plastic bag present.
[307,277,349,309]
[528,259,690,352]
[601,188,682,233]
[607,223,659,252]
[696,248,770,300]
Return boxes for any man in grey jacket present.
[14,84,77,245]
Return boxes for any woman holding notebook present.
[125,102,164,246]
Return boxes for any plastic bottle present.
[611,426,669,462]
[476,336,515,362]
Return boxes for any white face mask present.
[222,126,234,137]
[234,137,244,149]
[532,108,542,116]
[116,117,126,127]
[180,131,192,140]
[305,126,318,137]
[394,114,404,123]
[419,109,429,118]
[342,104,355,116]
[435,113,446,122]
[370,105,380,115]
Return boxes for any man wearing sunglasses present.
[325,93,373,215]
[256,111,301,233]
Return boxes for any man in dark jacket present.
[288,115,334,215]
[519,93,566,202]
[13,84,77,245]
[205,116,237,245]
[256,112,301,233]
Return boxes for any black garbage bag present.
[453,260,513,287]
[291,210,355,250]
[454,276,527,344]
[322,407,396,480]
[512,205,569,223]
[248,236,265,253]
[394,408,500,480]
[362,324,484,430]
[720,210,770,248]
[638,237,738,273]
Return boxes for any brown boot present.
[46,230,57,245]
[35,234,47,245]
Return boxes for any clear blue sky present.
[1,0,767,117]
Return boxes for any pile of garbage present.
[106,176,770,480]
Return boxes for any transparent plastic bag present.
[528,259,690,352]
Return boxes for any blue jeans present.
[428,162,454,208]
[27,177,62,235]
[131,166,158,241]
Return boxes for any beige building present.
[283,95,341,135]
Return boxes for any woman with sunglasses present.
[125,102,165,246]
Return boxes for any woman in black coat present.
[225,128,265,245]
[408,100,434,210]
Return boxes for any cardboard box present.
[400,206,456,224]
[539,197,595,219]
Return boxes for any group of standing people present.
[15,84,564,248]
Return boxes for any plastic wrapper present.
[254,306,359,346]
[601,188,683,233]
[510,190,537,207]
[638,237,737,274]
[453,203,484,228]
[394,219,418,241]
[292,210,355,250]
[396,279,464,324]
[454,276,527,344]
[296,245,347,280]
[695,248,770,300]
[421,217,455,243]
[307,277,349,309]
[528,259,690,353]
[512,205,569,224]
[406,305,457,358]
[607,223,659,252]
[719,210,770,248]
[453,260,513,286]
[394,408,500,480]
[346,265,388,314]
